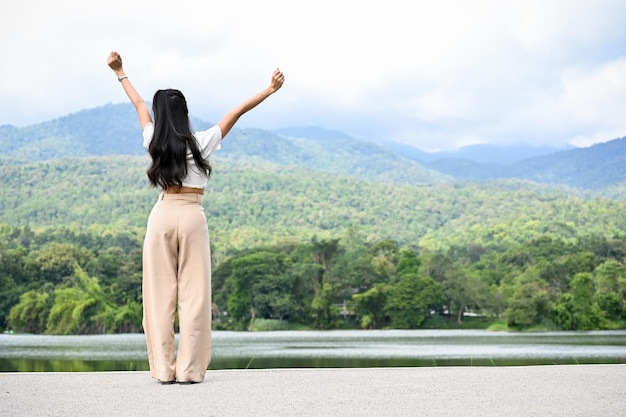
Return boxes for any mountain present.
[277,127,626,190]
[4,105,626,254]
[3,103,626,190]
[0,104,214,161]
[380,137,626,190]
[275,126,353,141]
[425,137,626,189]
[502,138,626,188]
[380,141,573,165]
[0,104,447,186]
[455,143,575,164]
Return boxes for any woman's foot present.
[158,380,175,385]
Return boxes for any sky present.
[1,0,626,151]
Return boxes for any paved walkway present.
[1,365,625,416]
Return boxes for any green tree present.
[443,266,488,323]
[368,240,400,283]
[111,301,143,333]
[396,249,420,277]
[593,260,626,323]
[385,273,443,329]
[34,242,94,285]
[302,237,341,329]
[46,267,115,334]
[332,227,376,297]
[311,282,339,329]
[352,283,388,329]
[505,269,552,329]
[0,246,38,330]
[225,251,289,328]
[7,289,51,334]
[553,273,602,330]
[253,271,301,322]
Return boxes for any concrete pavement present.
[1,365,625,416]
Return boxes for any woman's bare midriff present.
[163,186,204,195]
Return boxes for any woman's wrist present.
[115,71,128,83]
[264,86,276,96]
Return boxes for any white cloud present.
[1,0,626,150]
[560,60,626,124]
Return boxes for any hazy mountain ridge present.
[504,138,626,188]
[275,126,353,141]
[379,140,574,164]
[2,103,626,190]
[0,104,214,160]
[0,104,447,186]
[418,137,626,188]
[276,125,626,190]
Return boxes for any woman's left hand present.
[270,68,285,93]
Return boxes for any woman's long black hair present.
[147,89,212,189]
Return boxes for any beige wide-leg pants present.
[142,193,212,383]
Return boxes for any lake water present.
[1,329,626,372]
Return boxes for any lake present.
[1,329,626,372]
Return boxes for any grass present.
[249,319,291,331]
[486,322,509,331]
[421,315,495,330]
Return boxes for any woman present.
[107,51,284,384]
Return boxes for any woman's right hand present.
[106,51,151,129]
[107,52,124,74]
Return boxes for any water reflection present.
[1,330,625,372]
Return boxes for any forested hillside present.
[1,106,626,335]
[505,138,626,188]
[2,156,625,256]
[0,105,146,160]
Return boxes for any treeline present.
[3,224,625,334]
[1,225,144,334]
[4,156,626,256]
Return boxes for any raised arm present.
[107,52,152,130]
[217,68,285,139]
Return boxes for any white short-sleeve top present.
[142,122,222,188]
